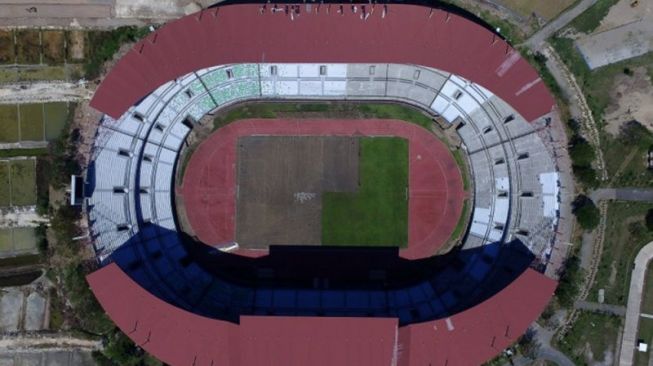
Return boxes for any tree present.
[572,195,600,230]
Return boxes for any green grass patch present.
[322,137,408,246]
[0,254,41,268]
[450,200,470,241]
[642,263,653,315]
[0,229,12,252]
[44,102,69,140]
[635,317,653,366]
[17,65,66,81]
[557,310,621,365]
[591,202,653,305]
[85,27,150,79]
[567,0,619,34]
[9,159,37,206]
[15,30,41,64]
[12,227,37,252]
[451,149,470,191]
[0,104,20,143]
[19,103,44,141]
[0,162,10,206]
[603,122,653,188]
[0,30,15,64]
[0,148,47,158]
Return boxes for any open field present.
[15,30,41,65]
[19,104,44,141]
[0,227,38,258]
[602,122,653,187]
[590,202,653,305]
[566,0,620,33]
[497,0,575,21]
[236,136,359,248]
[0,102,69,144]
[557,310,622,365]
[0,158,37,207]
[0,30,14,64]
[322,137,408,247]
[0,105,19,143]
[641,262,653,314]
[41,30,65,65]
[634,317,653,366]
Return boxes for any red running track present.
[179,119,464,259]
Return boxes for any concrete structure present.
[84,3,568,365]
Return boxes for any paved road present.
[523,0,598,50]
[575,300,626,316]
[618,241,653,366]
[591,188,653,203]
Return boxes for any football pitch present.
[322,137,408,247]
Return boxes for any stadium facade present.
[85,3,569,365]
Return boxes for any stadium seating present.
[86,62,563,322]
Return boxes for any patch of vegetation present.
[569,135,599,188]
[567,0,619,34]
[322,137,408,246]
[557,310,621,364]
[603,121,653,188]
[213,102,435,131]
[450,200,470,242]
[0,30,15,64]
[42,30,65,65]
[635,317,653,366]
[555,255,584,308]
[0,104,20,143]
[0,148,48,158]
[93,331,162,366]
[590,202,653,305]
[9,158,37,206]
[0,270,42,287]
[15,30,41,64]
[19,103,45,141]
[572,195,600,230]
[550,37,653,127]
[85,27,150,79]
[646,209,653,232]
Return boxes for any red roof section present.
[91,4,555,122]
[88,263,555,366]
[179,119,465,259]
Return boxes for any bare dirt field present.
[497,0,575,21]
[605,66,653,135]
[236,136,359,248]
[66,31,84,62]
[595,0,653,33]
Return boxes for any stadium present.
[84,2,571,365]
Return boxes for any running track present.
[179,119,465,259]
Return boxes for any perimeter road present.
[619,241,653,366]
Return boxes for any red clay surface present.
[179,119,464,259]
[88,262,556,366]
[90,4,555,123]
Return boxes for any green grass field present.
[590,202,653,305]
[557,310,622,365]
[10,159,37,206]
[0,227,38,257]
[322,137,408,247]
[641,263,653,315]
[44,102,69,140]
[0,162,11,206]
[19,103,44,141]
[635,317,653,366]
[0,105,19,143]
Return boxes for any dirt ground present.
[66,31,84,62]
[605,66,653,136]
[41,31,64,64]
[596,0,653,33]
[496,0,575,21]
[236,136,359,248]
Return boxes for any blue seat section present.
[113,236,529,326]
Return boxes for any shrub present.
[645,209,653,231]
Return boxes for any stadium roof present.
[91,4,554,122]
[89,263,555,365]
